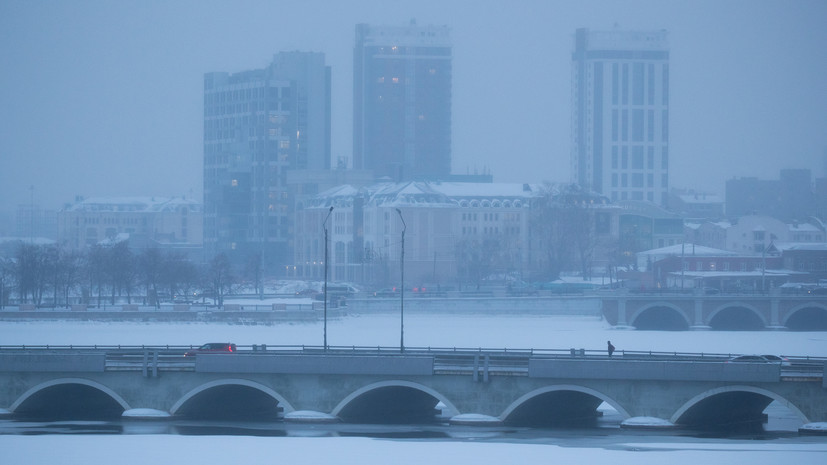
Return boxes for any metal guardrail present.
[1,345,824,379]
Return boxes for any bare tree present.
[206,253,234,306]
[86,245,108,307]
[138,248,164,307]
[15,243,50,305]
[531,184,605,281]
[0,256,14,309]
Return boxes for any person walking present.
[607,340,615,358]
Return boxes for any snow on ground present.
[1,435,825,465]
[0,313,825,356]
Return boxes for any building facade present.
[353,20,452,181]
[292,182,535,287]
[203,52,331,269]
[726,169,817,221]
[571,28,670,206]
[57,197,202,254]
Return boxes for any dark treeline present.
[0,242,235,308]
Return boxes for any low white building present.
[58,196,203,252]
[291,181,539,286]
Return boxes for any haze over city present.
[1,0,826,215]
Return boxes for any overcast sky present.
[1,0,826,215]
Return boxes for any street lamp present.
[323,206,334,350]
[395,208,406,352]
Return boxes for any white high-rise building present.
[571,28,670,205]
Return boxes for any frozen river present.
[1,313,826,464]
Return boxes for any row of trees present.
[0,242,237,308]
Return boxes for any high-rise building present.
[203,52,331,268]
[353,20,452,181]
[571,28,670,205]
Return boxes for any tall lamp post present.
[395,208,406,352]
[323,206,334,350]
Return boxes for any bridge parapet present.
[529,359,780,382]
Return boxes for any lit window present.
[392,77,399,84]
[231,179,238,187]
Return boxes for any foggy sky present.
[1,0,826,216]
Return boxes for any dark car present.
[184,342,237,357]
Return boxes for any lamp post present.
[395,208,406,352]
[323,206,334,350]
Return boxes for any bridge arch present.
[500,384,630,426]
[629,302,690,330]
[332,380,459,423]
[784,302,827,330]
[670,385,809,427]
[10,377,130,419]
[707,302,767,330]
[171,379,295,418]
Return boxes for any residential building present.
[571,28,670,206]
[725,169,817,221]
[615,200,683,257]
[292,181,536,286]
[353,20,452,181]
[667,189,724,220]
[772,243,827,282]
[57,196,202,256]
[203,52,331,269]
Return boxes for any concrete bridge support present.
[1,352,825,431]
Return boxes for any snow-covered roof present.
[0,237,56,246]
[772,242,827,252]
[639,243,737,257]
[677,194,722,204]
[668,270,797,278]
[62,196,201,213]
[787,223,822,232]
[309,181,549,209]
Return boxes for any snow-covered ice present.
[620,416,676,429]
[0,435,826,465]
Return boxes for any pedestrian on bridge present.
[607,340,615,358]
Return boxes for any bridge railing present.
[1,344,823,381]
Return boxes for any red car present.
[184,342,237,357]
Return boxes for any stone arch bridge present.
[601,294,827,330]
[1,346,825,431]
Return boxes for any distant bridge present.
[1,346,825,430]
[602,293,827,330]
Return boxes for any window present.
[622,110,628,141]
[633,63,644,105]
[622,64,629,104]
[632,146,644,169]
[632,173,644,187]
[632,110,644,142]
